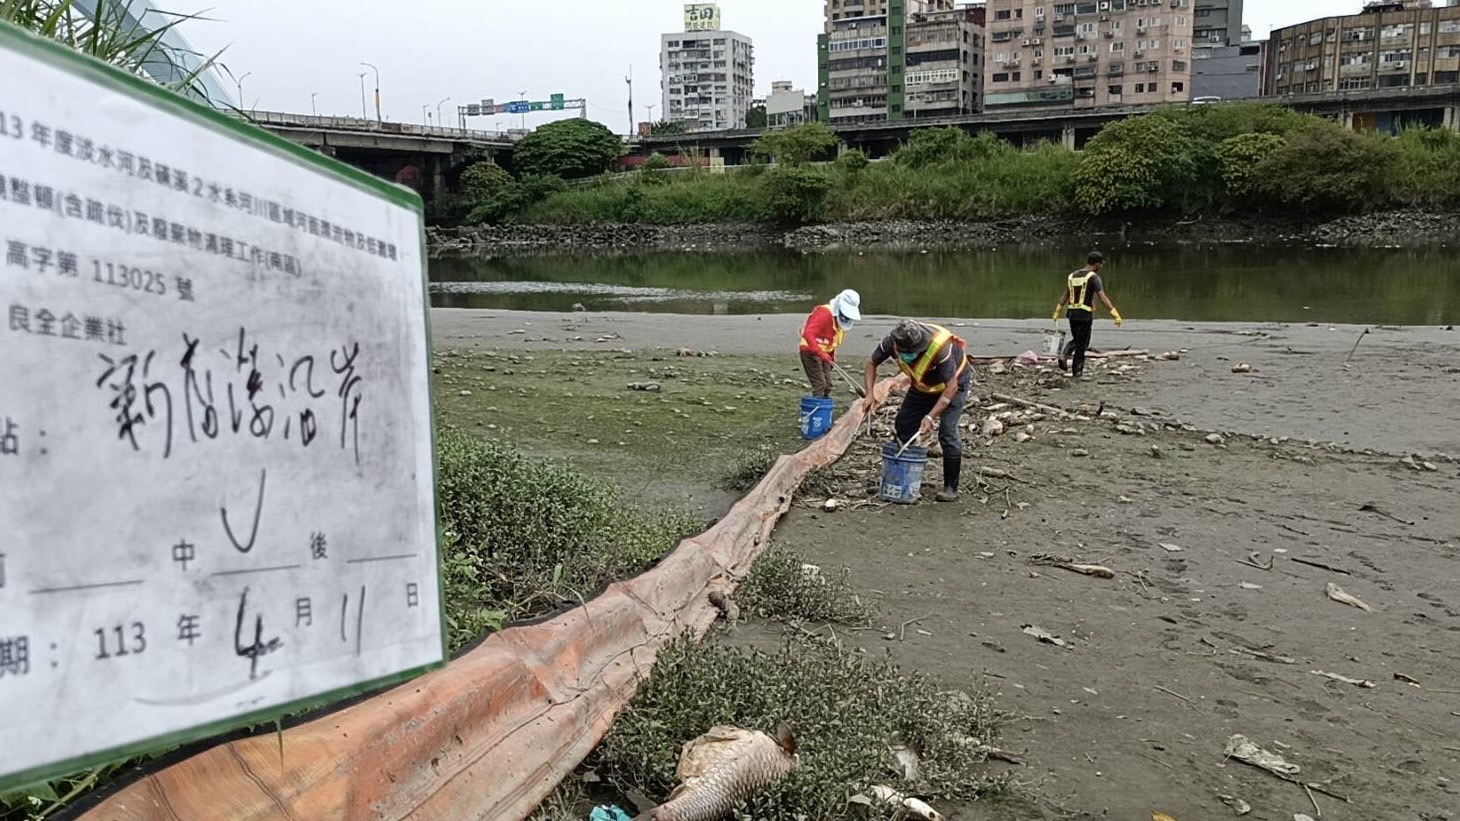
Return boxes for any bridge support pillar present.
[1061,125,1076,150]
[1341,110,1356,130]
[836,140,850,156]
[1446,105,1460,132]
[423,154,447,204]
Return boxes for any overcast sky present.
[174,0,1360,133]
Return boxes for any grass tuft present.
[590,634,1009,819]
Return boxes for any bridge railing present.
[239,110,522,143]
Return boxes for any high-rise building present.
[983,0,1196,110]
[1193,0,1244,47]
[1263,0,1460,96]
[817,0,984,125]
[660,4,755,131]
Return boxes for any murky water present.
[429,244,1460,325]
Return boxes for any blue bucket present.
[799,396,834,440]
[879,441,927,504]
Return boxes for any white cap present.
[831,289,861,323]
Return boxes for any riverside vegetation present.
[454,104,1460,227]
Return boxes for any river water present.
[429,244,1460,325]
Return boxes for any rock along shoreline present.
[426,210,1460,257]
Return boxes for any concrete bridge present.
[242,111,519,208]
[634,86,1460,162]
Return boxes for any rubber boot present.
[935,456,961,502]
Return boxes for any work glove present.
[1051,305,1063,322]
[1111,308,1124,328]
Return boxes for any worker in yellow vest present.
[798,289,861,398]
[1052,251,1122,378]
[862,320,971,502]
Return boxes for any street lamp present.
[235,71,251,111]
[421,104,428,126]
[310,92,318,115]
[360,61,381,122]
[436,96,452,127]
[357,72,368,119]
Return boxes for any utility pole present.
[310,92,318,115]
[361,62,381,121]
[357,72,368,118]
[518,89,528,130]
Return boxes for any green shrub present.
[1073,114,1201,214]
[459,161,513,203]
[466,173,569,224]
[591,635,1007,819]
[1251,121,1400,213]
[436,425,700,650]
[512,118,624,180]
[1393,126,1460,208]
[762,167,834,224]
[752,123,838,167]
[1214,132,1286,201]
[739,545,873,626]
[834,148,870,175]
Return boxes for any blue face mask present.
[898,351,918,364]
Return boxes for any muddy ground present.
[433,309,1460,820]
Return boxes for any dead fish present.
[632,724,798,821]
[1325,581,1373,612]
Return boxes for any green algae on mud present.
[431,347,849,512]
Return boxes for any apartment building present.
[983,0,1196,109]
[817,0,984,124]
[659,8,755,132]
[766,81,818,127]
[908,5,987,117]
[1263,0,1460,95]
[1190,40,1263,97]
[1194,0,1244,47]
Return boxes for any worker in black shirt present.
[1053,251,1123,378]
[862,320,971,502]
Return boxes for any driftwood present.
[969,349,1149,364]
[991,393,1069,418]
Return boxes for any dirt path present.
[439,308,1460,818]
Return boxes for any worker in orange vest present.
[798,289,861,398]
[862,319,971,502]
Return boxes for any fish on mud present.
[632,723,799,821]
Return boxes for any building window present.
[1109,84,1123,95]
[1173,60,1187,71]
[992,72,1010,82]
[1134,82,1145,92]
[1171,81,1184,93]
[996,9,1012,19]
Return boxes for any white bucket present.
[1042,328,1066,356]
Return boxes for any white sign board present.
[684,3,722,31]
[0,26,443,789]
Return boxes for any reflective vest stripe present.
[1067,272,1094,312]
[894,323,968,393]
[799,304,844,354]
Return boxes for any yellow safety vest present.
[799,303,844,355]
[894,323,968,394]
[1067,271,1095,312]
